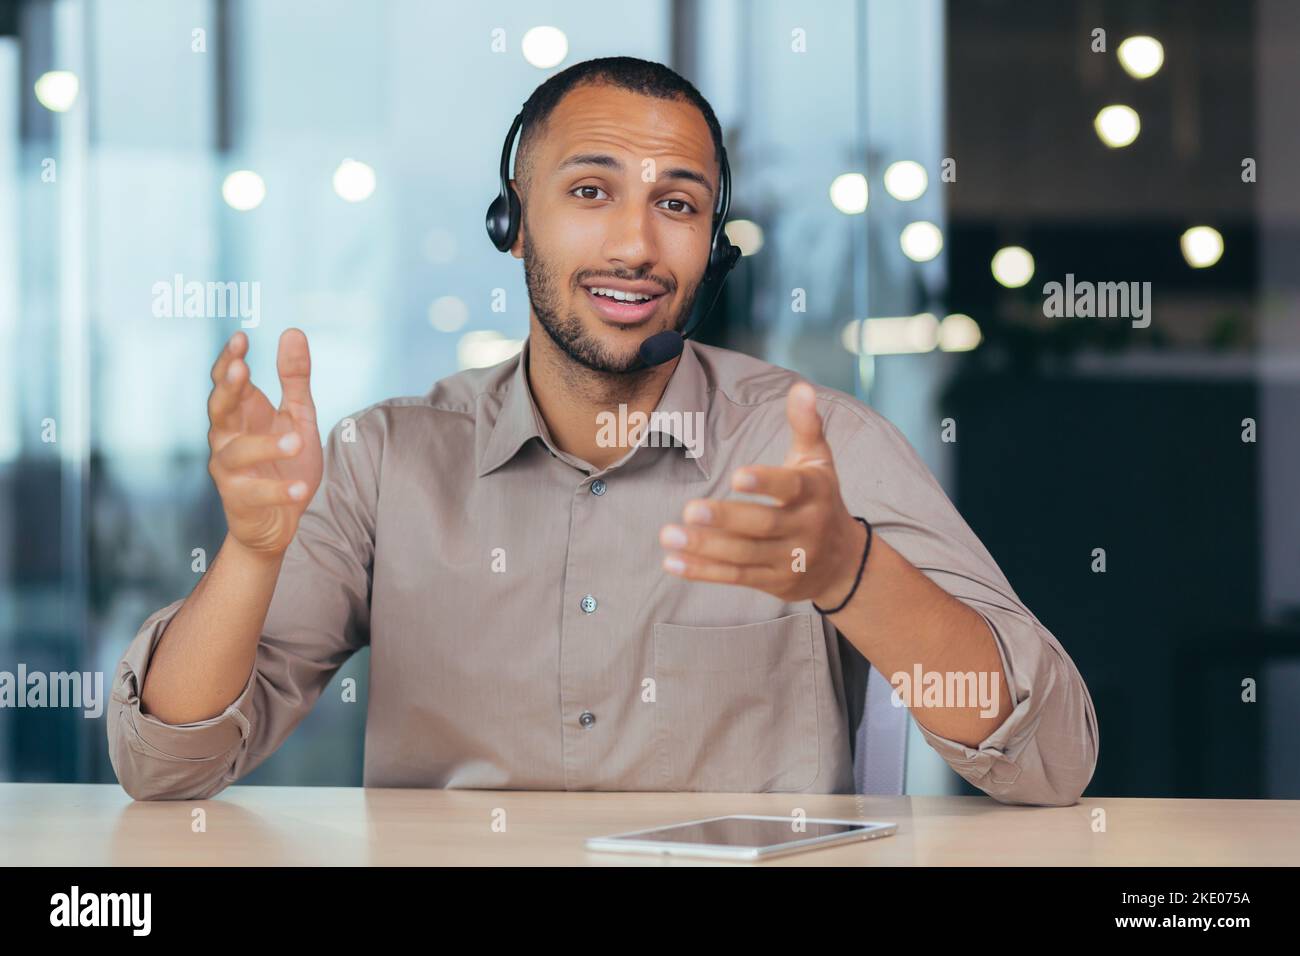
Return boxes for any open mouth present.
[582,285,668,326]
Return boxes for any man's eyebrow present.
[555,152,715,200]
[556,152,625,174]
[661,166,715,200]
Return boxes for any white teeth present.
[589,286,653,302]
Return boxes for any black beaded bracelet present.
[812,516,873,615]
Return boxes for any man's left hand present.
[659,381,868,608]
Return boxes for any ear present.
[508,179,525,259]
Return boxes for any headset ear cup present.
[485,184,522,253]
[485,195,508,251]
[707,233,740,281]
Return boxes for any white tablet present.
[585,814,897,861]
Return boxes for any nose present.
[601,195,659,275]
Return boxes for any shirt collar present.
[475,336,712,479]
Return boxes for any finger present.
[661,552,778,590]
[210,330,248,386]
[214,431,304,473]
[277,328,316,425]
[680,497,791,538]
[225,474,311,508]
[785,381,834,467]
[660,523,787,566]
[731,464,807,506]
[207,353,251,435]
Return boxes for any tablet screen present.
[622,816,871,848]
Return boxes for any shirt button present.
[579,711,596,728]
[580,594,598,614]
[590,479,607,496]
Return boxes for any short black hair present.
[513,56,724,207]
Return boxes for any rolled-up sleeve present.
[107,597,257,800]
[912,603,1099,806]
[107,410,382,801]
[823,396,1099,807]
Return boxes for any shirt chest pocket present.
[651,612,821,793]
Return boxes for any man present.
[108,56,1097,805]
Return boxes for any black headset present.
[485,109,741,367]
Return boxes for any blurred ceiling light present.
[1117,35,1164,79]
[938,313,982,351]
[900,221,943,262]
[222,170,266,211]
[521,26,568,68]
[724,218,764,256]
[1180,226,1224,268]
[840,314,939,355]
[458,330,523,369]
[991,246,1035,288]
[428,295,469,332]
[1094,104,1141,148]
[333,159,376,202]
[34,70,79,112]
[829,173,869,214]
[883,160,928,201]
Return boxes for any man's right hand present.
[207,328,324,556]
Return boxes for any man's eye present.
[572,185,608,201]
[659,198,697,215]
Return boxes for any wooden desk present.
[2,784,1297,865]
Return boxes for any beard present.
[523,228,701,375]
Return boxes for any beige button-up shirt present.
[108,338,1098,805]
